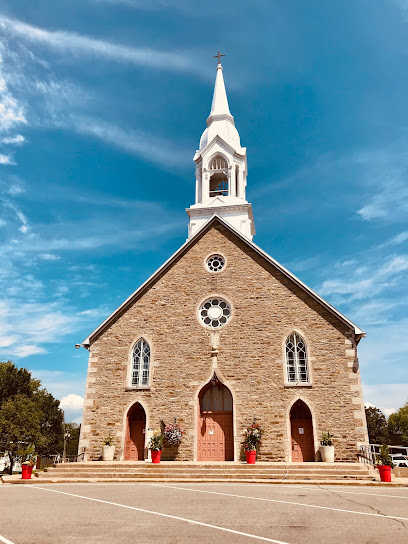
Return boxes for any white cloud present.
[0,15,197,74]
[59,393,84,412]
[63,116,190,168]
[12,344,46,357]
[362,383,408,417]
[357,176,408,223]
[319,253,408,304]
[1,134,25,145]
[0,153,14,165]
[0,87,27,131]
[60,393,85,423]
[38,253,61,261]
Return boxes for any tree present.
[388,402,408,446]
[65,423,81,457]
[365,406,389,444]
[0,361,64,473]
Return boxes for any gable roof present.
[78,215,365,348]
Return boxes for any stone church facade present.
[78,60,368,463]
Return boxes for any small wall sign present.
[299,428,304,434]
[209,430,214,435]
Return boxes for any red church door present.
[290,400,315,462]
[197,377,233,461]
[125,402,146,460]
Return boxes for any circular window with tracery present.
[199,298,231,328]
[206,254,225,273]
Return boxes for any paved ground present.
[1,483,408,543]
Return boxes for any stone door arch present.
[290,399,315,462]
[125,402,146,460]
[197,374,233,461]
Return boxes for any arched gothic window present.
[209,155,228,197]
[131,338,150,387]
[285,333,309,384]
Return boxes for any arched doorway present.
[197,374,233,461]
[290,400,315,462]
[125,402,146,460]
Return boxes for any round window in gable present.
[199,297,231,329]
[206,254,225,273]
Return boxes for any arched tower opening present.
[209,155,229,197]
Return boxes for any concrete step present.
[45,467,368,473]
[11,477,390,486]
[36,473,374,481]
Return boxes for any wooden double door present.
[290,400,315,462]
[197,379,234,461]
[125,402,146,460]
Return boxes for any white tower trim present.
[186,60,255,240]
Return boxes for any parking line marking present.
[153,484,408,522]
[0,535,15,544]
[234,483,408,500]
[30,486,290,544]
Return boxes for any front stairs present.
[29,461,376,484]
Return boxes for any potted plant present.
[320,432,335,462]
[20,444,36,479]
[243,423,263,464]
[148,429,163,463]
[376,444,394,482]
[163,421,184,445]
[102,435,115,461]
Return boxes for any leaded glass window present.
[131,338,150,387]
[285,333,309,384]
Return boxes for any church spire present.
[207,61,233,123]
[186,55,255,241]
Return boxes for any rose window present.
[199,298,231,328]
[206,254,225,273]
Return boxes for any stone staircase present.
[27,461,376,484]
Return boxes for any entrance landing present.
[4,462,394,486]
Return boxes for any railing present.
[358,444,376,465]
[358,443,408,466]
[55,447,86,464]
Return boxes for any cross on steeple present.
[213,50,225,64]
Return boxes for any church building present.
[78,59,368,463]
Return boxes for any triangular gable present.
[79,215,365,348]
[194,134,246,162]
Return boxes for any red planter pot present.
[377,465,392,482]
[246,450,256,464]
[21,465,31,479]
[151,450,162,464]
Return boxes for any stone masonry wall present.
[79,224,368,462]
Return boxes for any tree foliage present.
[65,423,81,457]
[365,406,389,444]
[0,361,64,473]
[388,402,408,446]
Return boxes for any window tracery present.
[131,338,150,387]
[285,333,309,384]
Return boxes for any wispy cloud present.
[357,179,408,221]
[0,153,14,165]
[320,254,408,304]
[60,116,190,168]
[0,15,198,74]
[0,76,27,131]
[1,134,25,145]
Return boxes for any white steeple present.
[186,56,255,240]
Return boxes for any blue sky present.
[0,0,407,423]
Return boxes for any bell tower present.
[186,54,255,240]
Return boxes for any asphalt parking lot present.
[1,483,407,543]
